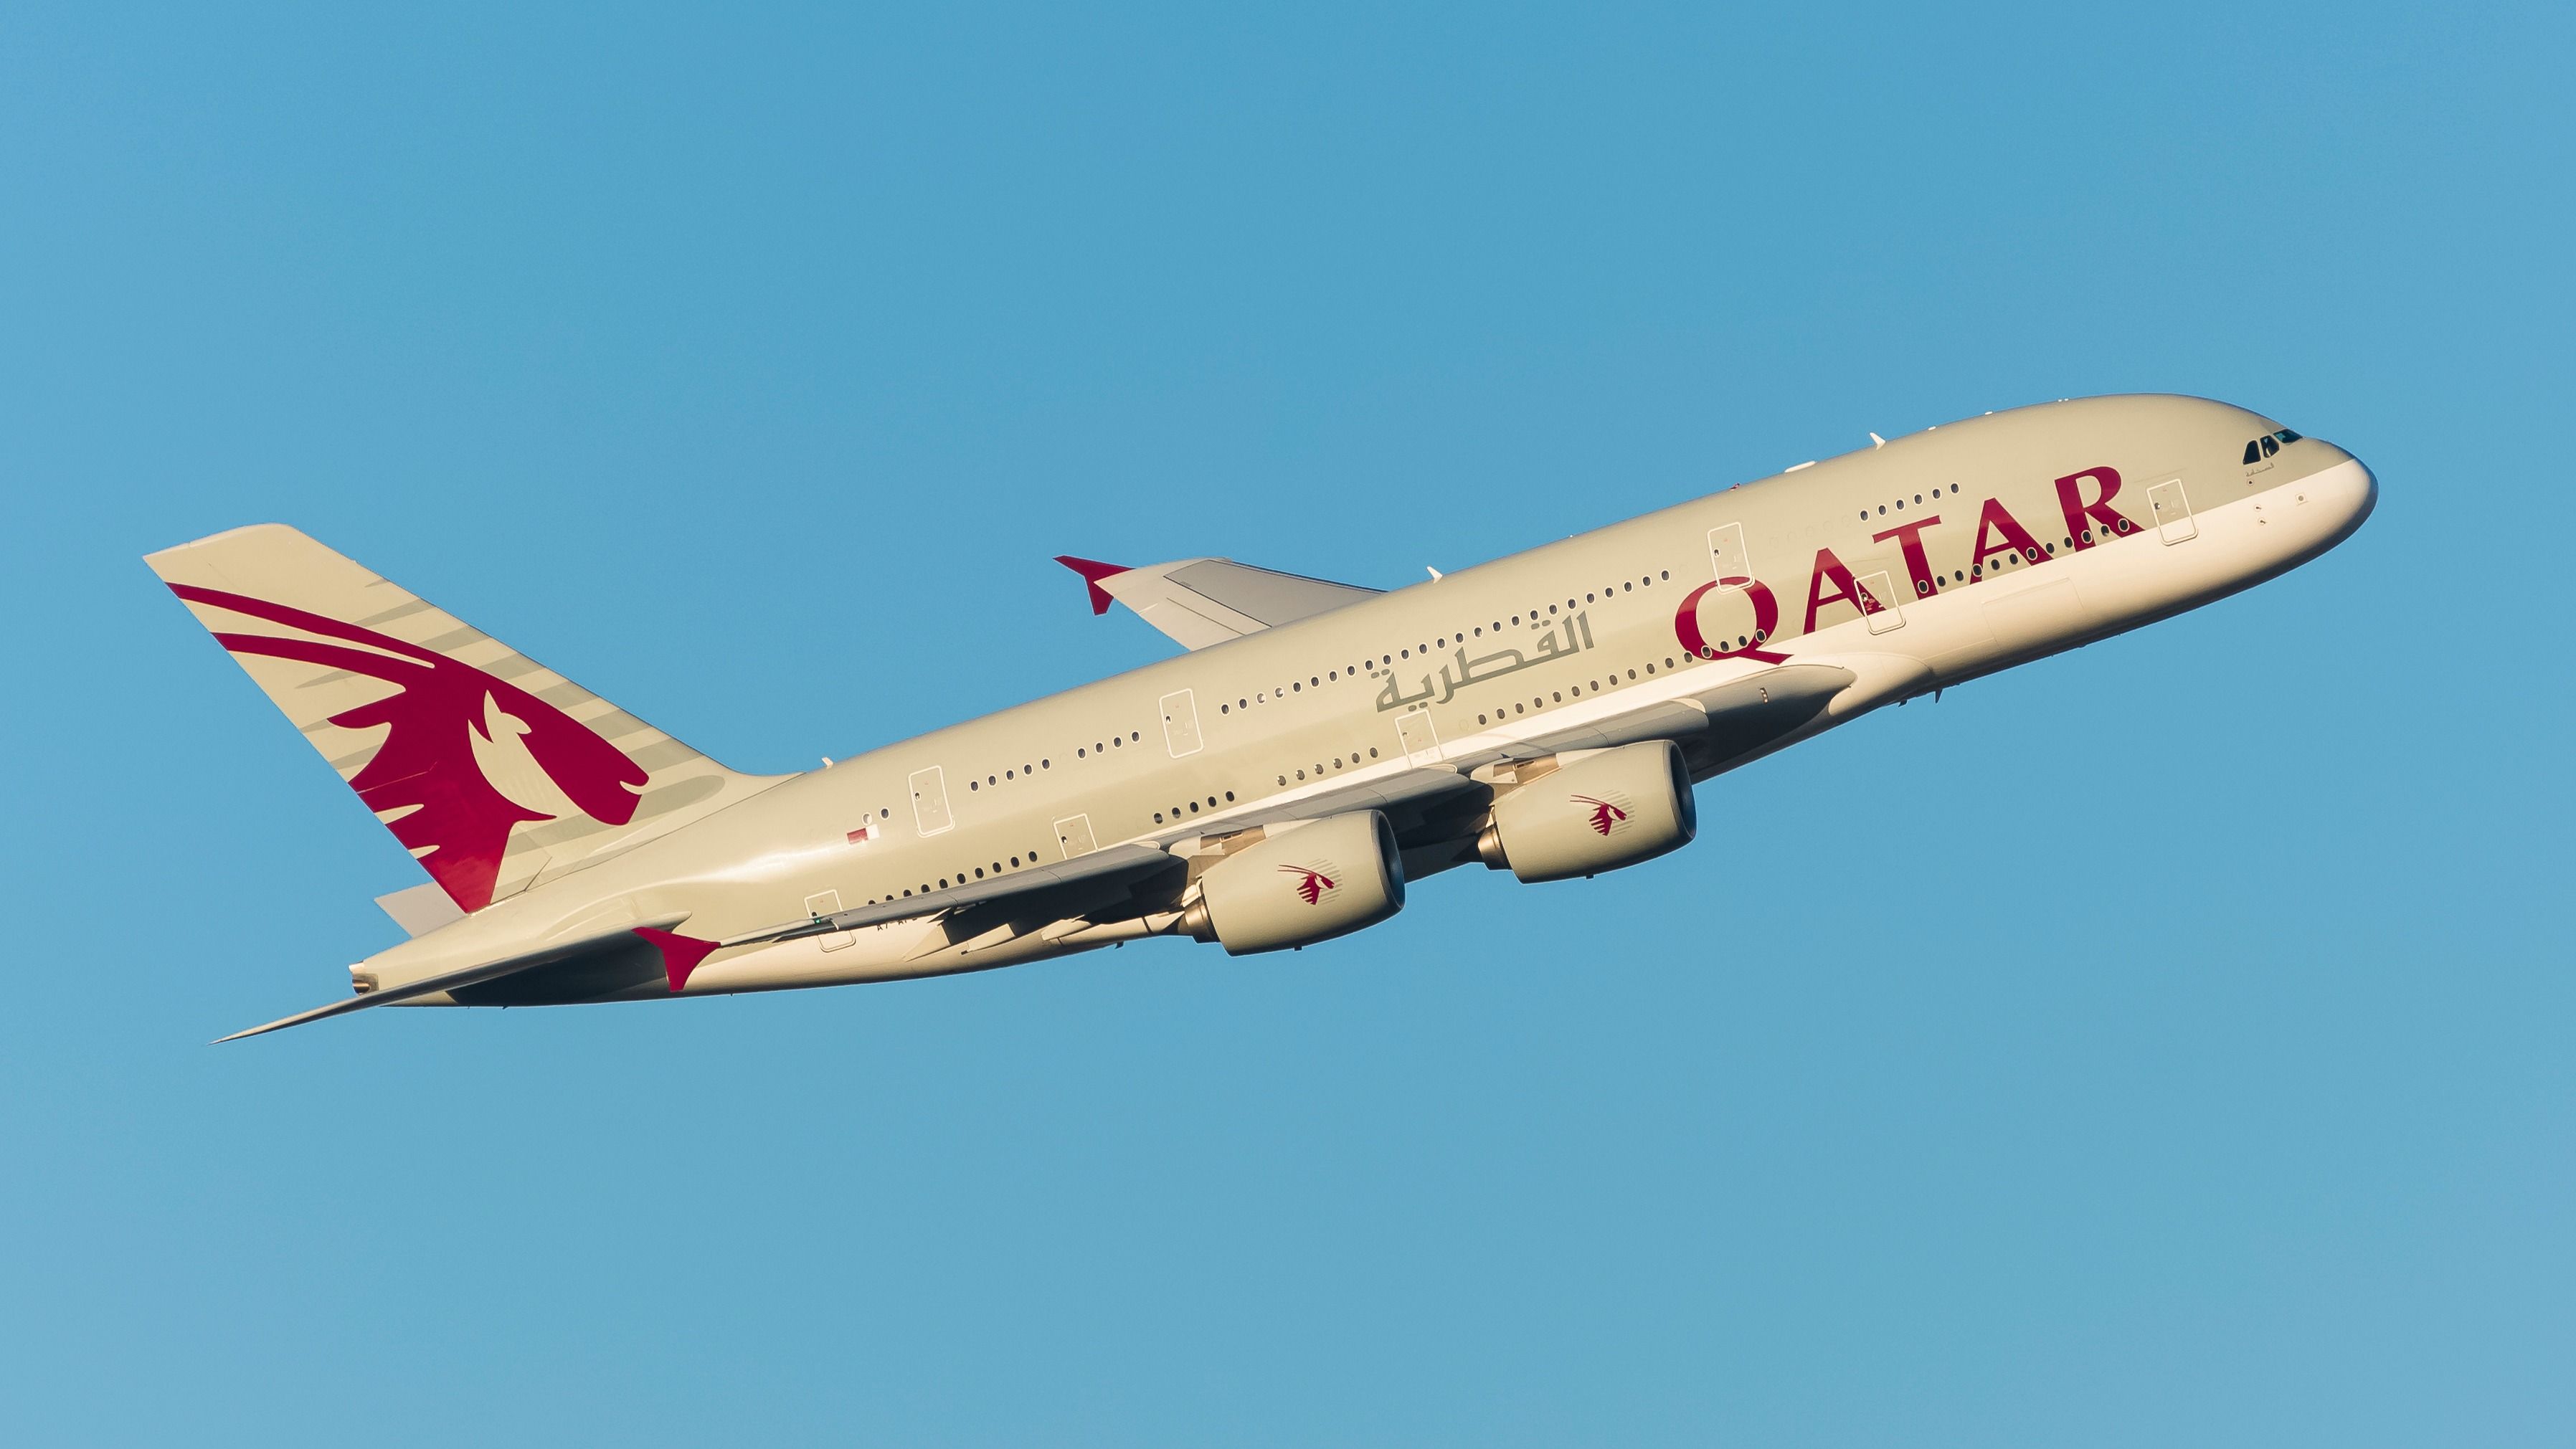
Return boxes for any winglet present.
[633,926,722,992]
[1052,555,1131,616]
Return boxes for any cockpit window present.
[2243,428,2303,465]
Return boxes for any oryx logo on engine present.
[1279,863,1338,906]
[1572,794,1629,837]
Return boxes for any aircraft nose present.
[2318,442,2377,536]
[2289,441,2377,554]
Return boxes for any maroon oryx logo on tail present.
[1279,863,1338,906]
[169,584,648,913]
[1573,794,1628,837]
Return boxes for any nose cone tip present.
[2316,446,2378,546]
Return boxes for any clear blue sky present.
[3,3,2567,1443]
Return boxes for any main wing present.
[719,842,1186,951]
[1148,661,1885,883]
[688,660,1895,964]
[1055,555,1380,649]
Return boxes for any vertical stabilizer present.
[147,524,786,911]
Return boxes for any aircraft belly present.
[1982,577,2098,657]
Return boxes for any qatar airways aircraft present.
[152,394,2374,1041]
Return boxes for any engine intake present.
[1180,810,1405,954]
[1476,739,1696,883]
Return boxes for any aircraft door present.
[1396,708,1441,764]
[804,890,853,951]
[1054,814,1098,857]
[2147,478,2197,543]
[1857,570,1905,634]
[1160,689,1204,756]
[909,765,954,836]
[1707,522,1753,580]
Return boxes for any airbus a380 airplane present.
[152,394,2374,1041]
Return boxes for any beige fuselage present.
[366,394,2376,1004]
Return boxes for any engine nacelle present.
[1476,739,1696,883]
[1180,809,1405,954]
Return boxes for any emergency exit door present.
[1396,708,1441,764]
[2147,478,2197,543]
[1160,689,1203,756]
[1708,522,1753,581]
[1857,571,1905,634]
[909,765,953,836]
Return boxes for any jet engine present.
[1180,809,1406,954]
[1476,739,1696,883]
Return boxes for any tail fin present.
[146,524,785,912]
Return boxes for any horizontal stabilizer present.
[214,916,684,1043]
[1054,555,1379,650]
